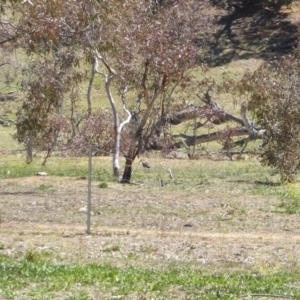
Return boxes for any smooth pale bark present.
[103,74,121,177]
[94,51,131,179]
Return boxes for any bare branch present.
[241,103,252,134]
[94,50,116,76]
[119,86,132,132]
[173,127,262,148]
[168,168,174,182]
[169,102,244,126]
[240,294,294,299]
[196,83,214,104]
[241,104,266,139]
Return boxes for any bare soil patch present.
[1,175,300,272]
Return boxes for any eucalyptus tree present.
[1,0,212,181]
[0,0,105,163]
[92,0,211,183]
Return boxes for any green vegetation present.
[103,245,120,252]
[0,252,299,299]
[36,184,54,191]
[0,156,114,181]
[1,154,300,203]
[98,182,108,189]
[2,153,300,215]
[239,55,300,182]
[276,183,300,214]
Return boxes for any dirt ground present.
[1,175,300,273]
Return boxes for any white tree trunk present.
[94,51,131,179]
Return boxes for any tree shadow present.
[254,180,281,186]
[227,179,281,186]
[206,1,298,66]
[0,191,35,195]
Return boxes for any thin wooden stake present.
[87,145,92,235]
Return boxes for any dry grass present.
[0,155,299,271]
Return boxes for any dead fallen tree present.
[169,102,244,127]
[141,88,266,155]
[173,127,265,148]
[169,90,266,151]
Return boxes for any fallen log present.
[169,102,244,127]
[173,127,265,148]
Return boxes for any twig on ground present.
[168,168,174,183]
[240,294,295,299]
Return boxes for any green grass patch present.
[0,252,299,299]
[0,156,114,181]
[0,126,23,153]
[98,182,108,189]
[102,245,121,253]
[2,153,299,215]
[0,154,289,199]
[276,183,300,214]
[36,183,54,191]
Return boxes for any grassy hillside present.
[1,2,300,157]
